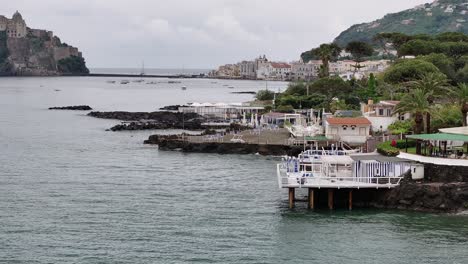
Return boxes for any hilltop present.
[334,0,468,46]
[0,11,88,76]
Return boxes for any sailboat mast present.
[140,61,145,76]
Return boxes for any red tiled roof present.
[271,62,291,69]
[327,117,371,125]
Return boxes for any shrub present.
[255,89,275,101]
[377,139,416,156]
[276,105,294,113]
[377,141,400,156]
[388,120,413,135]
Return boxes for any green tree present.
[408,73,448,133]
[435,32,468,42]
[310,43,342,78]
[418,53,456,82]
[383,59,442,84]
[444,83,468,127]
[255,89,275,101]
[367,73,377,100]
[431,104,463,132]
[374,32,412,51]
[345,41,374,73]
[398,39,439,57]
[388,120,413,135]
[394,89,433,154]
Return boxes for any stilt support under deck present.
[348,190,353,210]
[328,189,334,210]
[288,188,295,209]
[308,189,314,209]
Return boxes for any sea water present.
[0,76,467,263]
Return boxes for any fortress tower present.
[0,11,27,38]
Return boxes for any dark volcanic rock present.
[230,91,256,94]
[159,105,184,111]
[88,111,205,131]
[424,163,468,183]
[144,135,303,156]
[49,105,92,110]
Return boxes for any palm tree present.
[445,83,468,126]
[408,73,447,133]
[311,43,342,78]
[394,89,433,154]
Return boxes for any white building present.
[239,61,256,79]
[324,117,372,145]
[361,100,411,132]
[290,60,321,81]
[178,103,264,119]
[270,62,291,80]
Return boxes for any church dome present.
[12,11,23,21]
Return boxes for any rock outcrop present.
[144,135,303,156]
[49,105,92,110]
[88,111,205,131]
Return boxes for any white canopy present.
[321,156,354,165]
[439,126,468,136]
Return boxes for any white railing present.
[277,164,402,189]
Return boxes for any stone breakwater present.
[87,111,205,131]
[144,134,303,156]
[49,105,92,110]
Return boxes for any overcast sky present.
[3,0,429,69]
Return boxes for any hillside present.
[334,0,468,46]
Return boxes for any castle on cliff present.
[0,11,88,76]
[0,11,27,38]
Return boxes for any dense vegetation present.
[275,31,468,146]
[0,31,11,74]
[57,56,90,75]
[334,0,468,46]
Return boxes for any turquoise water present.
[0,77,467,263]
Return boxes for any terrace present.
[398,128,468,167]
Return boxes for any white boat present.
[106,80,116,84]
[181,86,187,90]
[120,80,130,84]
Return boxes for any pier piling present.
[328,189,334,210]
[308,189,315,209]
[348,190,353,210]
[288,188,295,209]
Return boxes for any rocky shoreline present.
[49,105,92,110]
[144,134,303,156]
[88,111,205,131]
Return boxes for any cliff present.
[334,0,468,46]
[0,11,88,76]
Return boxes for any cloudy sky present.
[4,0,429,69]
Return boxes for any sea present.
[0,69,467,263]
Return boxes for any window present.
[342,125,348,131]
[379,109,384,116]
[387,109,392,116]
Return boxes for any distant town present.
[210,53,392,81]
